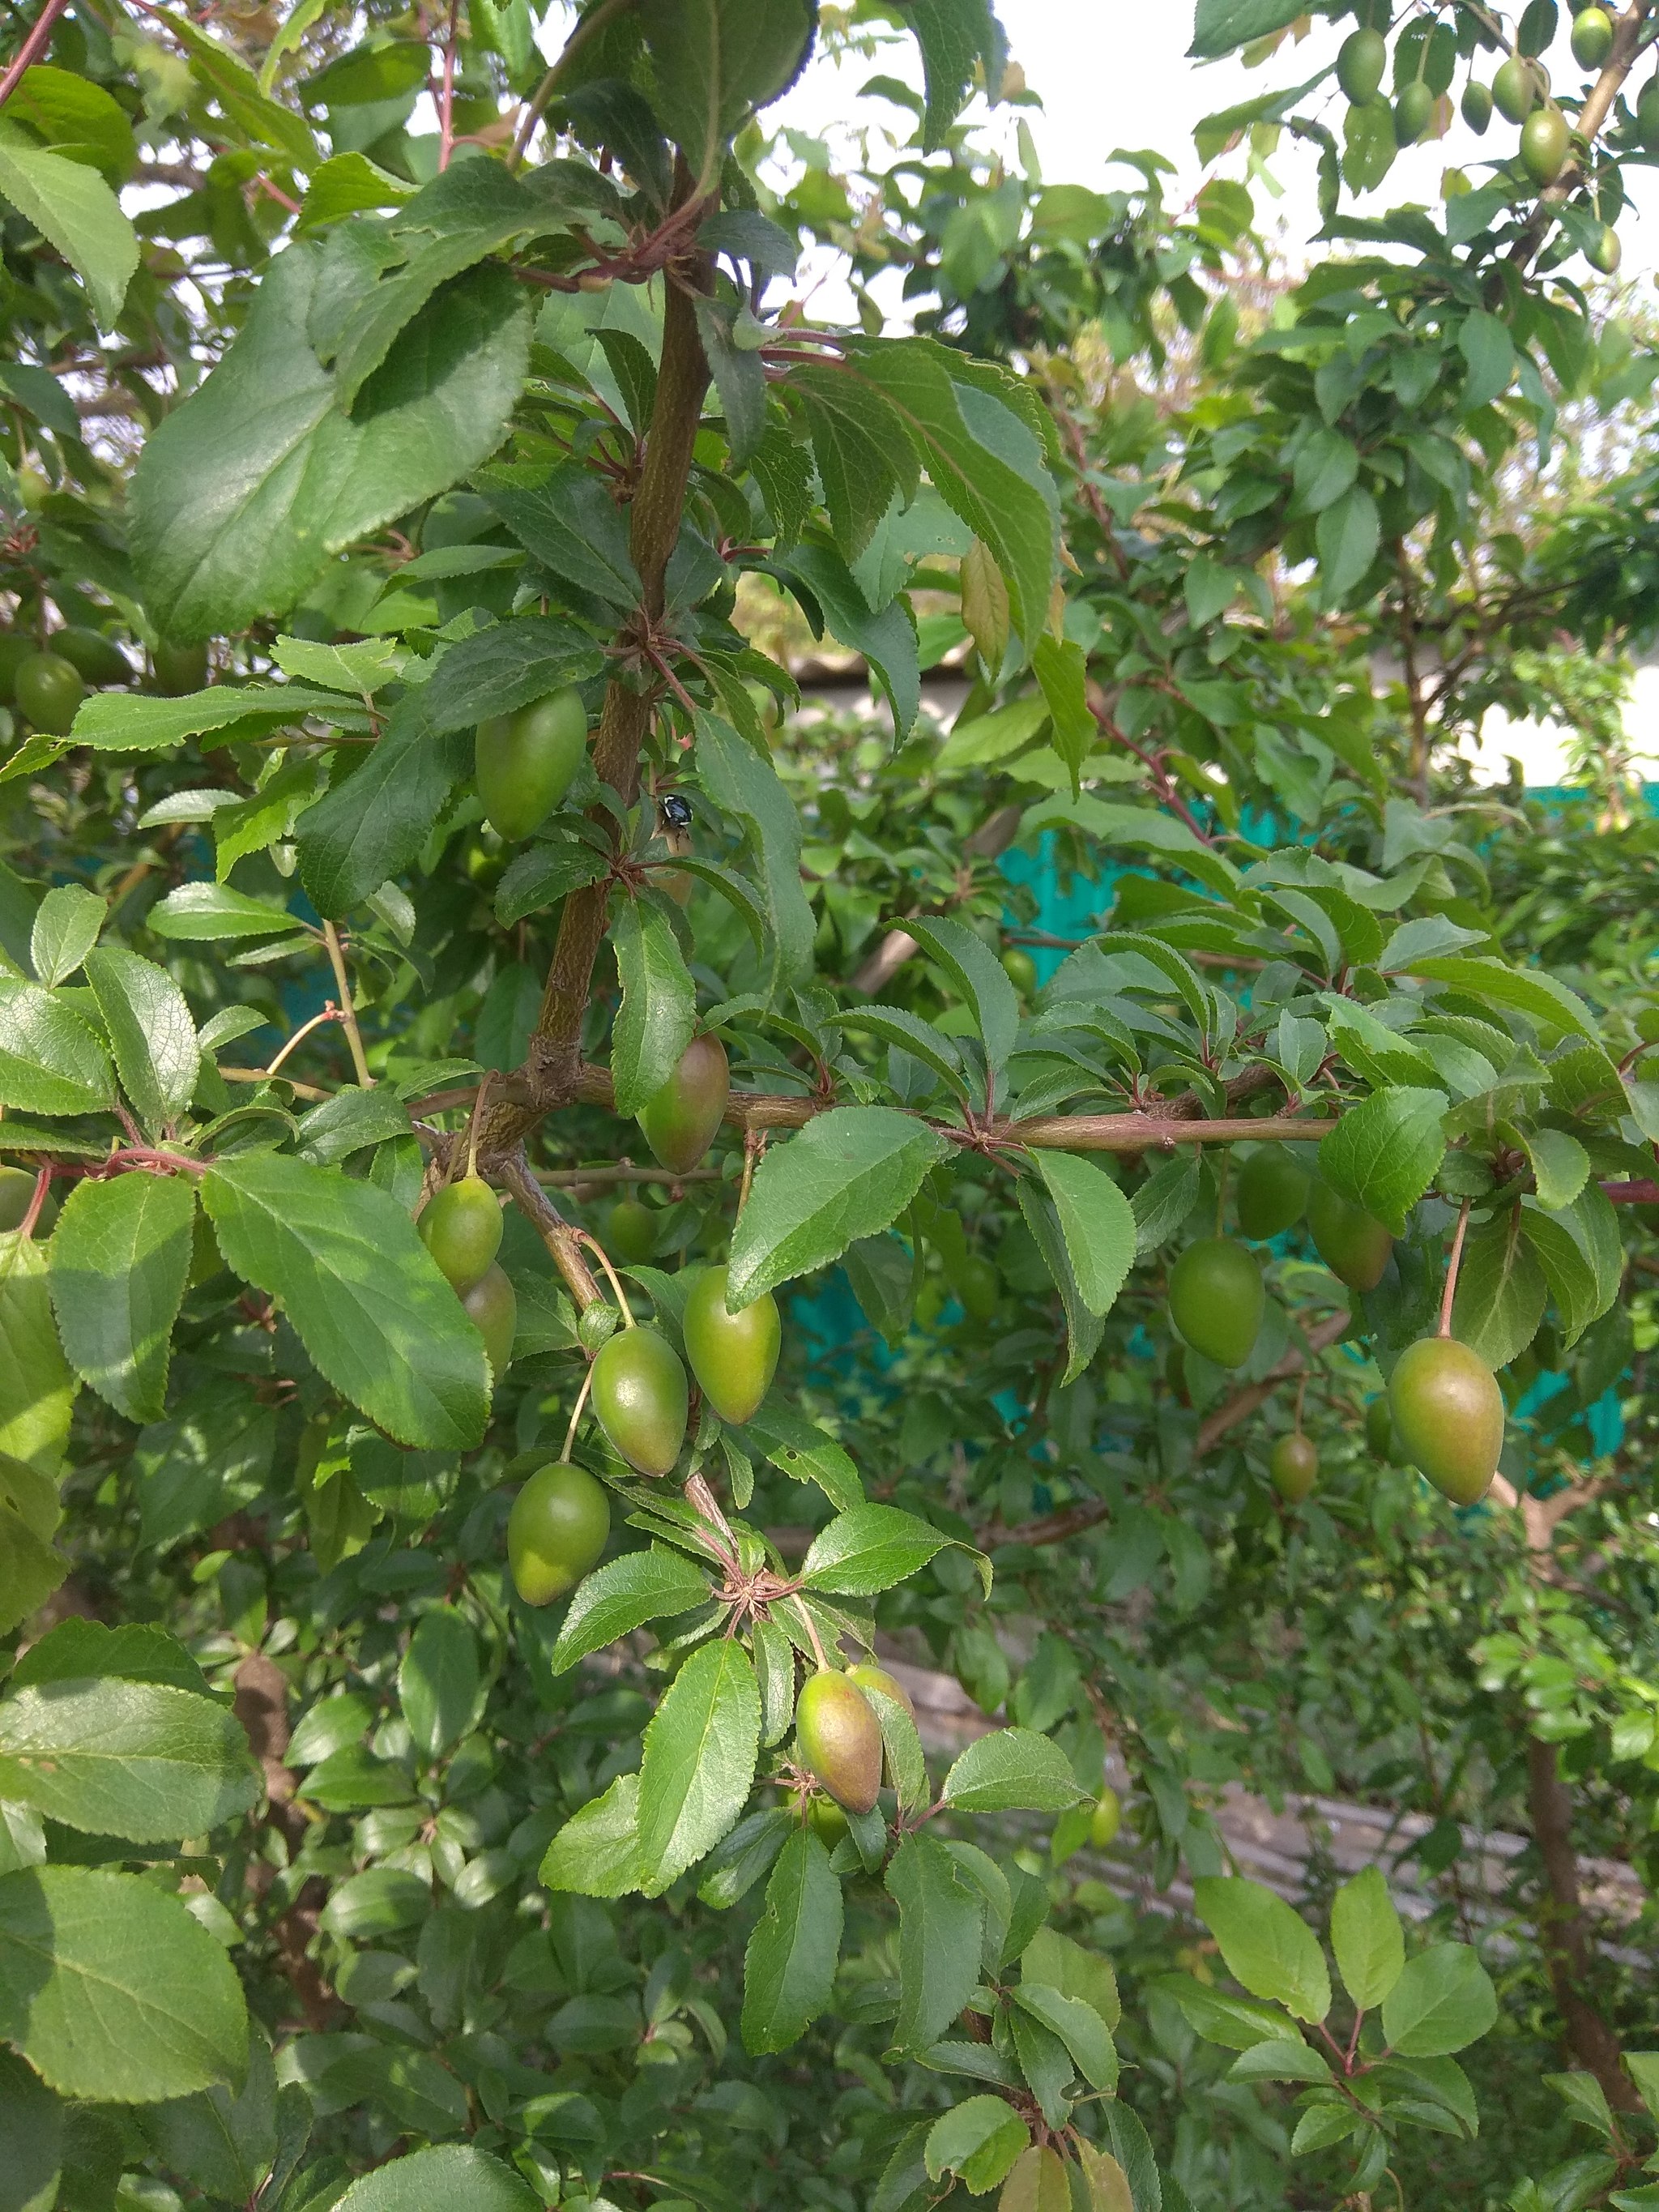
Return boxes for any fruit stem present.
[265,1003,347,1078]
[559,1364,595,1463]
[788,1594,829,1673]
[464,1071,495,1182]
[1438,1198,1472,1339]
[321,922,373,1087]
[575,1228,638,1326]
[685,1470,740,1563]
[1294,1373,1307,1432]
[738,1128,765,1218]
[17,1166,52,1241]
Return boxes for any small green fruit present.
[0,635,34,706]
[591,1323,689,1476]
[1365,1394,1401,1463]
[151,638,210,695]
[684,1263,779,1426]
[1572,6,1614,70]
[1493,55,1536,124]
[15,651,84,735]
[955,1254,1000,1324]
[508,1461,611,1605]
[1461,79,1494,134]
[1168,1237,1264,1370]
[1270,1431,1319,1505]
[476,687,587,839]
[605,1196,656,1264]
[1337,27,1388,106]
[0,1164,52,1233]
[1235,1146,1311,1241]
[1307,1183,1393,1293]
[463,1262,518,1379]
[847,1662,915,1719]
[1395,79,1435,144]
[1089,1786,1121,1850]
[1001,947,1038,997]
[795,1670,883,1815]
[1637,78,1659,148]
[809,1796,850,1846]
[1588,222,1622,273]
[53,626,132,687]
[638,1032,729,1175]
[1521,106,1572,186]
[1388,1335,1505,1505]
[418,1174,504,1294]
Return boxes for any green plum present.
[605,1197,657,1264]
[795,1671,882,1815]
[1308,1182,1392,1292]
[508,1461,611,1605]
[15,651,84,734]
[1270,1431,1318,1505]
[591,1324,689,1476]
[1089,1786,1121,1849]
[419,1175,504,1294]
[638,1033,729,1175]
[1337,28,1387,105]
[683,1263,779,1425]
[476,687,587,839]
[1388,1336,1505,1505]
[463,1263,518,1379]
[1235,1145,1311,1241]
[1168,1237,1264,1369]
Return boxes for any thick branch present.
[1510,1,1657,272]
[497,1151,603,1311]
[1526,1736,1642,2112]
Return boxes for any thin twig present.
[0,0,72,109]
[508,0,638,168]
[574,1227,637,1326]
[560,1364,595,1463]
[263,1004,344,1076]
[1439,1200,1472,1339]
[321,922,372,1087]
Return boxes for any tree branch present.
[1508,0,1657,273]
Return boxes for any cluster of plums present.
[1174,1144,1505,1510]
[0,626,209,736]
[1334,13,1641,270]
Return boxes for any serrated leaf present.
[885,1834,985,2055]
[695,712,814,986]
[1451,1211,1546,1369]
[0,126,137,329]
[609,899,697,1118]
[83,949,198,1136]
[727,1107,953,1307]
[741,1826,842,2055]
[0,1233,75,1476]
[1405,955,1600,1044]
[1318,1087,1448,1236]
[801,1502,987,1598]
[398,1608,480,1761]
[1012,1981,1118,2090]
[1330,1865,1405,2013]
[0,981,113,1115]
[1032,1151,1136,1317]
[926,2096,1028,2194]
[942,1729,1088,1814]
[552,1548,714,1676]
[911,915,1020,1074]
[203,1151,488,1450]
[1016,1181,1102,1384]
[333,2146,540,2212]
[493,839,608,929]
[29,887,104,989]
[0,1677,258,1842]
[0,1865,247,2101]
[638,0,815,183]
[1192,1877,1332,2025]
[539,1772,646,1899]
[637,1638,758,1894]
[1380,1943,1497,2056]
[47,1173,194,1424]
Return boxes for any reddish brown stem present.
[0,0,71,108]
[1439,1199,1471,1339]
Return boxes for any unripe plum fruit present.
[1090,1786,1121,1849]
[591,1323,689,1476]
[795,1670,882,1815]
[1493,56,1537,123]
[638,1032,728,1175]
[605,1196,657,1264]
[1395,79,1435,144]
[419,1174,503,1294]
[847,1661,915,1719]
[15,651,84,734]
[683,1263,779,1425]
[1387,1335,1505,1505]
[1337,27,1387,105]
[1461,79,1494,133]
[1521,106,1571,186]
[508,1461,611,1605]
[1572,6,1614,70]
[475,686,587,840]
[1168,1237,1264,1369]
[1270,1431,1319,1505]
[1308,1182,1392,1292]
[0,1164,53,1234]
[53,626,132,687]
[1001,947,1038,997]
[1235,1145,1311,1241]
[152,638,210,694]
[463,1262,518,1379]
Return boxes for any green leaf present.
[1451,1212,1547,1369]
[777,541,921,741]
[0,2043,61,2212]
[83,949,198,1135]
[1318,1087,1448,1236]
[46,1173,194,1424]
[1545,2068,1617,2142]
[1228,2038,1332,2084]
[637,1638,759,1894]
[296,717,473,920]
[1316,483,1381,604]
[333,2146,540,2212]
[910,915,1020,1074]
[740,1826,842,2055]
[1624,2052,1659,2122]
[999,2145,1072,2212]
[203,1151,489,1451]
[1380,1943,1498,2056]
[1523,1127,1590,1211]
[1075,2140,1135,2212]
[942,1728,1088,1814]
[830,1005,967,1102]
[482,463,642,610]
[28,887,104,989]
[0,1451,66,1641]
[885,1834,985,2055]
[0,981,113,1114]
[738,1402,864,1510]
[0,126,136,329]
[146,883,300,942]
[1032,634,1094,796]
[1192,1877,1332,2025]
[1022,1928,1120,2031]
[0,1234,75,1476]
[1012,1982,1118,2090]
[638,0,816,185]
[1329,1866,1405,2012]
[925,2096,1028,2195]
[552,1548,715,1676]
[727,1107,953,1307]
[1459,309,1515,409]
[1032,1152,1136,1318]
[609,899,697,1119]
[695,713,815,986]
[294,1087,413,1166]
[1190,0,1306,58]
[862,1679,929,1817]
[70,682,352,754]
[1157,1972,1295,2051]
[0,1865,248,2101]
[495,838,609,929]
[789,365,920,560]
[801,1502,986,1598]
[0,1675,257,1843]
[1016,1182,1102,1386]
[398,1608,480,1761]
[904,0,999,150]
[1405,955,1600,1044]
[130,245,532,641]
[13,1619,211,1698]
[143,2032,278,2206]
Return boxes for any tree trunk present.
[1525,1733,1640,2112]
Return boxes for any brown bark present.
[234,1652,339,2031]
[1525,1735,1640,2113]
